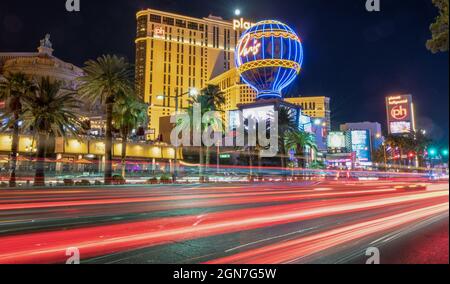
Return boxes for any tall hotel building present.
[135,9,254,139]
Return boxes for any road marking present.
[225,227,318,253]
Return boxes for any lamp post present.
[382,142,388,171]
[157,87,199,183]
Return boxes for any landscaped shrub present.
[63,179,74,186]
[112,175,126,185]
[76,180,91,186]
[160,174,172,184]
[147,177,159,184]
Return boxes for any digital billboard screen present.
[328,132,346,149]
[229,106,276,130]
[351,130,371,162]
[299,114,312,133]
[389,121,412,134]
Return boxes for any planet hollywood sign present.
[233,18,256,31]
[387,96,412,121]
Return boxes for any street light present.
[156,87,198,182]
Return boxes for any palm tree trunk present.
[9,112,20,187]
[248,148,253,176]
[199,146,204,179]
[34,133,47,186]
[205,146,210,170]
[104,102,113,185]
[258,150,262,171]
[280,146,286,169]
[121,127,128,178]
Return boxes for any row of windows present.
[149,14,204,31]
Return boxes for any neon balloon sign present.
[237,33,261,58]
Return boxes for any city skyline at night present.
[0,0,448,143]
[0,0,448,268]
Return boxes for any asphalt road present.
[0,179,448,264]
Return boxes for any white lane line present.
[225,227,319,253]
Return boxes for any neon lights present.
[391,105,408,120]
[233,18,256,30]
[237,33,261,57]
[235,20,304,100]
[238,59,301,74]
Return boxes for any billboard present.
[328,132,346,149]
[350,130,371,162]
[386,95,415,134]
[228,106,276,130]
[299,114,312,133]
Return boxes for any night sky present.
[0,0,448,143]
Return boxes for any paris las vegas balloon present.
[235,20,304,100]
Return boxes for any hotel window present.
[136,16,148,38]
[188,22,199,30]
[150,14,162,24]
[163,17,174,26]
[176,19,186,28]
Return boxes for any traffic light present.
[428,148,437,156]
[408,152,415,159]
[442,149,449,157]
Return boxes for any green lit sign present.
[219,154,231,159]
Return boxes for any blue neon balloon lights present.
[235,20,304,100]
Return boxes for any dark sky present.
[1,0,448,143]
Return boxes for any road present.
[0,179,448,264]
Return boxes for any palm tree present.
[0,72,36,187]
[186,92,223,178]
[276,107,297,169]
[20,77,84,186]
[201,85,225,167]
[202,84,226,111]
[285,129,318,168]
[78,55,134,185]
[113,95,148,178]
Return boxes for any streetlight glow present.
[189,88,199,97]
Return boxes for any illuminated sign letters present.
[154,26,165,38]
[391,105,408,120]
[233,18,256,31]
[237,34,261,57]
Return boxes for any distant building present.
[0,34,106,135]
[285,96,331,132]
[340,122,384,151]
[0,34,83,91]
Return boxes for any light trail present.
[205,203,449,264]
[0,187,447,264]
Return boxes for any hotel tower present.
[135,9,253,139]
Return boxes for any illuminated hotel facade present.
[135,9,249,139]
